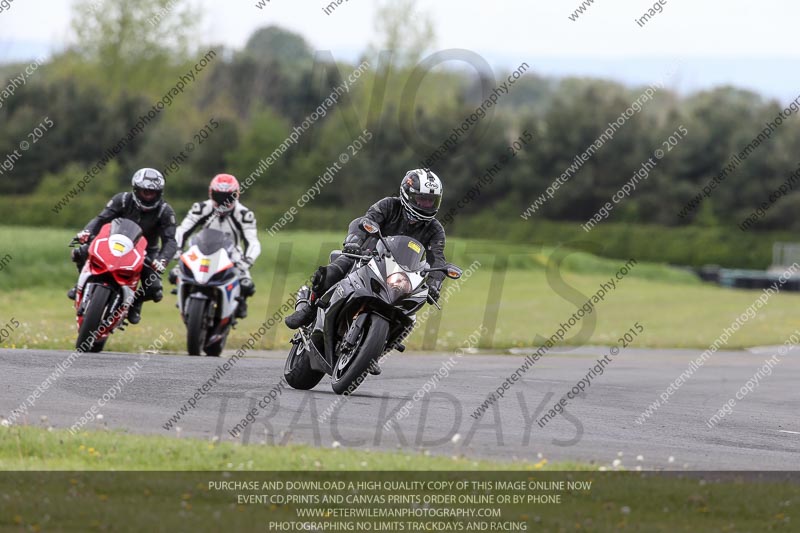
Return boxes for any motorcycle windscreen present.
[380,236,426,271]
[109,218,144,243]
[191,228,235,256]
[95,219,147,272]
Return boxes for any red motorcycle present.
[70,219,150,352]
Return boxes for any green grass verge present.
[2,227,800,352]
[0,426,573,471]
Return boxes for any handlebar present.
[68,236,163,273]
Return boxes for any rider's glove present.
[343,242,362,256]
[151,259,167,275]
[76,230,91,244]
[428,283,441,303]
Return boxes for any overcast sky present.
[1,0,799,101]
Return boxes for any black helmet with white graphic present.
[131,168,165,211]
[399,169,442,221]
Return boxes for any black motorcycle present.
[283,219,462,395]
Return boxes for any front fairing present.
[87,222,148,287]
[312,253,428,370]
[179,243,236,286]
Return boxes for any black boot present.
[284,303,316,329]
[235,297,248,319]
[67,286,77,300]
[128,299,143,324]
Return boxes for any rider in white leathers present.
[173,174,261,318]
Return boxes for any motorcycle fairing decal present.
[91,238,107,269]
[91,236,142,272]
[224,280,239,302]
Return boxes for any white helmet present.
[131,168,165,211]
[400,169,443,221]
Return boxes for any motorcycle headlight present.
[387,272,411,298]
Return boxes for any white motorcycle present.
[173,228,241,356]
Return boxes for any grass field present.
[2,226,800,353]
[1,427,797,532]
[1,425,575,471]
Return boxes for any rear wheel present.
[284,336,324,390]
[76,285,112,353]
[185,298,209,356]
[331,315,389,395]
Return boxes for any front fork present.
[76,282,124,320]
[341,307,368,351]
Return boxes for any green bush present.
[456,213,790,269]
[0,179,787,270]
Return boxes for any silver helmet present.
[400,168,443,221]
[131,168,165,211]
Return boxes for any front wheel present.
[205,338,225,357]
[185,298,209,356]
[284,338,324,390]
[76,285,113,353]
[331,315,389,395]
[205,327,229,357]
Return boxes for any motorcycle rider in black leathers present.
[67,168,177,325]
[284,169,447,374]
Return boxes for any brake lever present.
[427,295,442,310]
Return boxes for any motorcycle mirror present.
[446,265,463,280]
[361,219,380,234]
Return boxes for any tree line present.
[1,0,798,242]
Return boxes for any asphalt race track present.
[2,345,798,470]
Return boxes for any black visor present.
[211,190,237,208]
[409,191,441,214]
[134,187,162,208]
